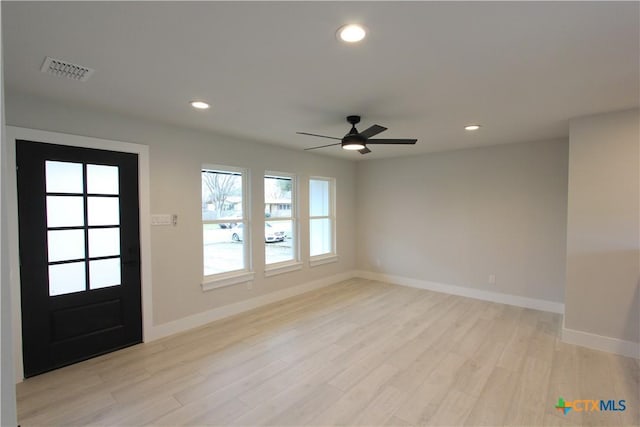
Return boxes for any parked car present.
[231,223,285,243]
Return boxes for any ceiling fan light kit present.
[298,115,417,155]
[342,137,366,150]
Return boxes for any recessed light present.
[190,101,210,110]
[464,124,481,131]
[337,24,366,43]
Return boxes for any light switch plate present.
[151,214,173,226]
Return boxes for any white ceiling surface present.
[3,2,639,159]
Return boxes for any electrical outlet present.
[488,274,496,284]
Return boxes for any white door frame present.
[5,126,153,382]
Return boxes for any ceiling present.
[3,2,639,160]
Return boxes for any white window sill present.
[309,254,339,267]
[201,271,255,291]
[264,261,303,278]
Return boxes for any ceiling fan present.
[297,115,417,155]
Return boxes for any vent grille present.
[40,57,95,82]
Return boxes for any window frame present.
[201,164,253,290]
[308,176,337,266]
[264,171,302,276]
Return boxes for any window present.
[309,177,336,263]
[264,173,298,269]
[202,166,250,282]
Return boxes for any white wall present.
[565,109,639,346]
[1,4,18,422]
[5,93,357,328]
[356,139,569,304]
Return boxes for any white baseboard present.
[354,270,565,314]
[562,321,640,359]
[146,270,357,341]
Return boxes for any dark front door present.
[16,140,142,377]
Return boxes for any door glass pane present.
[310,179,329,216]
[265,220,293,264]
[310,218,332,256]
[45,161,83,194]
[47,196,84,227]
[89,258,121,289]
[89,228,120,258]
[49,261,86,296]
[87,164,119,195]
[47,229,85,263]
[88,197,120,226]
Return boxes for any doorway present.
[16,140,142,377]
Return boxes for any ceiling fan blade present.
[359,147,372,155]
[304,142,342,151]
[296,132,341,140]
[366,138,417,145]
[359,125,387,139]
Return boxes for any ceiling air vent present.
[40,56,95,82]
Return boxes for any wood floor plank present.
[264,383,343,426]
[109,363,205,404]
[450,318,493,358]
[546,341,584,426]
[608,353,640,426]
[542,411,584,426]
[503,356,552,426]
[426,389,477,426]
[19,391,116,426]
[384,415,416,426]
[350,385,407,426]
[17,373,105,419]
[180,397,249,426]
[240,282,390,347]
[328,333,404,392]
[231,381,336,425]
[496,318,536,371]
[173,359,289,405]
[76,395,182,426]
[387,348,447,395]
[463,366,518,426]
[147,396,248,426]
[393,351,467,424]
[236,343,345,408]
[577,346,626,427]
[450,334,505,398]
[309,363,398,426]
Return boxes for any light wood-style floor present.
[17,279,639,426]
